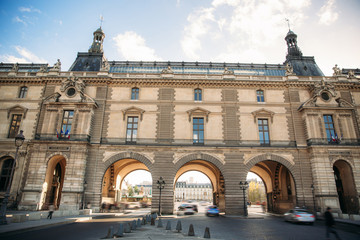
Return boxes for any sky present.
[0,0,359,76]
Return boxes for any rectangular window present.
[61,110,74,135]
[18,87,28,98]
[131,88,139,100]
[194,89,202,101]
[257,90,264,102]
[126,116,138,143]
[258,119,270,145]
[193,117,204,144]
[323,115,336,141]
[8,114,22,138]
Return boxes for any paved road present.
[1,209,359,239]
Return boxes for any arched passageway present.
[101,158,152,208]
[174,160,225,212]
[249,160,296,213]
[333,160,359,214]
[40,155,66,210]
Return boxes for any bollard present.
[151,217,155,225]
[124,222,131,233]
[137,218,142,228]
[204,227,211,238]
[114,223,124,238]
[166,221,171,230]
[188,224,195,236]
[103,225,114,239]
[147,215,150,223]
[142,217,146,225]
[157,218,163,228]
[176,220,182,233]
[132,220,137,230]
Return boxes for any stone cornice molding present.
[122,106,145,121]
[7,104,28,119]
[251,108,275,123]
[186,107,211,122]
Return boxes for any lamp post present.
[82,180,87,210]
[311,184,316,213]
[239,181,248,217]
[157,177,165,215]
[0,130,25,225]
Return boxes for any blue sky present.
[0,0,359,76]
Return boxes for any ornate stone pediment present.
[60,76,85,93]
[336,98,354,108]
[186,107,211,122]
[122,106,145,121]
[310,79,336,98]
[43,91,97,107]
[44,92,61,103]
[7,105,28,119]
[298,95,353,111]
[251,108,275,123]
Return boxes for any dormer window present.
[194,88,202,101]
[131,87,139,100]
[256,90,264,102]
[19,86,28,98]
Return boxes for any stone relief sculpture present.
[223,67,234,75]
[347,70,355,79]
[39,65,48,73]
[53,59,61,71]
[60,76,85,93]
[285,63,295,76]
[332,64,341,76]
[11,63,19,72]
[100,59,110,72]
[161,66,173,74]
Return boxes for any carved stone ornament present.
[52,59,61,71]
[122,106,145,121]
[100,59,110,72]
[11,63,19,72]
[251,108,275,123]
[43,92,61,103]
[336,98,354,108]
[332,64,342,76]
[7,105,28,119]
[60,76,85,93]
[310,79,336,98]
[347,70,355,79]
[161,66,173,74]
[223,67,234,75]
[285,63,295,76]
[186,107,211,122]
[39,65,48,73]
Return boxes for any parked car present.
[284,208,315,224]
[206,205,220,216]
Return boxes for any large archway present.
[174,160,225,212]
[333,160,359,214]
[101,158,152,209]
[249,160,296,213]
[40,155,66,210]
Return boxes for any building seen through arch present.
[0,27,359,218]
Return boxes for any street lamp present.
[157,177,165,215]
[82,180,87,210]
[239,181,248,217]
[0,130,25,225]
[311,184,316,213]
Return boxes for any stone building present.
[175,181,212,202]
[0,27,359,216]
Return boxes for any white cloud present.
[13,16,27,26]
[181,0,311,61]
[19,6,41,13]
[113,31,162,61]
[318,0,338,25]
[0,46,47,63]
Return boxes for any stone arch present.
[245,153,296,174]
[330,157,355,171]
[174,153,225,174]
[46,152,69,165]
[102,152,154,173]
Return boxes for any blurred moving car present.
[206,205,220,216]
[126,202,140,209]
[184,205,196,215]
[284,208,315,224]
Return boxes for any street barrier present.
[11,214,26,223]
[132,220,137,230]
[103,225,113,239]
[176,220,182,233]
[188,224,195,236]
[166,220,171,230]
[113,223,124,238]
[204,227,211,238]
[157,218,163,227]
[137,218,142,228]
[124,222,131,233]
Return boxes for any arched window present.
[0,158,15,191]
[131,88,139,100]
[256,90,264,102]
[194,88,202,101]
[19,86,28,98]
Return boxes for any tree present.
[134,185,140,195]
[128,185,134,197]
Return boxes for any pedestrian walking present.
[324,207,341,240]
[47,204,55,219]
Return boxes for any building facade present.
[175,181,212,202]
[0,27,359,216]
